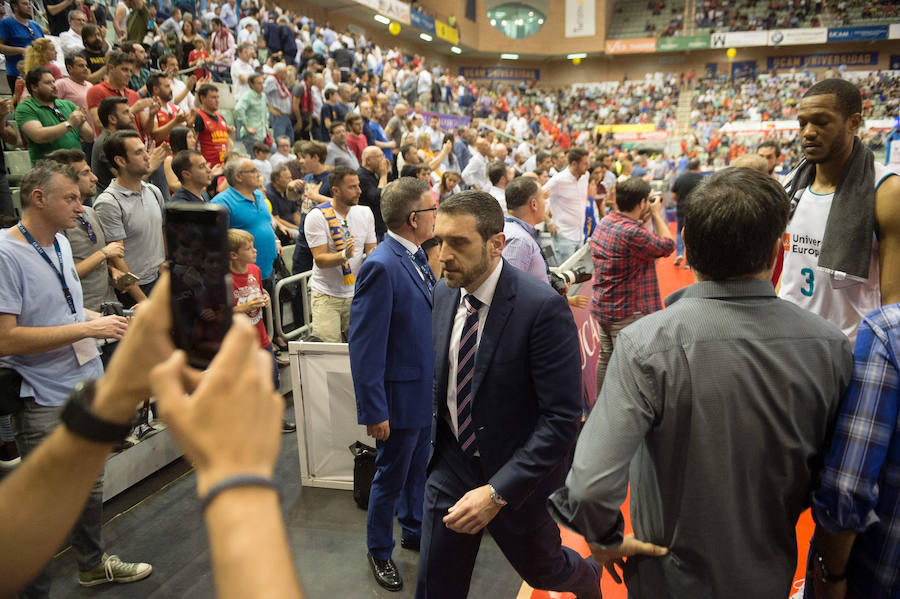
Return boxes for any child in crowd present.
[187,37,211,80]
[228,229,295,433]
[253,142,273,185]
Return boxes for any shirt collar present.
[461,259,503,310]
[387,230,418,254]
[506,215,535,236]
[665,279,777,308]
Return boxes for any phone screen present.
[165,203,232,369]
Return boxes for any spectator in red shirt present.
[85,50,147,135]
[345,113,367,164]
[589,177,675,396]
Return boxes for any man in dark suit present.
[357,146,389,243]
[349,177,437,592]
[416,191,601,598]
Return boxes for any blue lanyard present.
[405,246,436,293]
[17,223,77,315]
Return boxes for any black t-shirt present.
[672,171,704,217]
[82,48,107,73]
[46,0,71,35]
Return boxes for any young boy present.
[252,142,273,185]
[228,229,296,433]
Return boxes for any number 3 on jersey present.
[800,267,815,297]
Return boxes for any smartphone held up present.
[165,203,232,369]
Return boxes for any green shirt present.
[15,98,82,164]
[233,89,268,142]
[126,6,150,42]
[129,67,150,93]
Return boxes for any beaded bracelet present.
[200,474,279,512]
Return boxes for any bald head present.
[362,146,384,171]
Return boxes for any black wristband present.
[60,380,133,443]
[199,474,279,511]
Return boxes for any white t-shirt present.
[543,168,588,242]
[305,204,376,298]
[231,59,256,102]
[778,162,893,342]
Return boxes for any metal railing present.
[274,270,314,341]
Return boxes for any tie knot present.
[464,294,482,313]
[414,247,428,262]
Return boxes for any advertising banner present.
[410,9,435,35]
[354,0,410,25]
[458,66,540,80]
[435,20,459,45]
[891,24,900,39]
[731,60,758,79]
[605,37,657,54]
[657,35,710,52]
[612,130,670,141]
[710,30,768,48]
[827,25,889,42]
[767,52,879,70]
[420,111,471,131]
[767,27,828,46]
[565,0,596,38]
[594,123,658,134]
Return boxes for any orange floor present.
[524,238,813,598]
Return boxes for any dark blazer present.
[431,261,582,511]
[357,166,386,239]
[349,235,434,430]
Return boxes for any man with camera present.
[588,177,675,395]
[502,177,591,309]
[0,161,151,598]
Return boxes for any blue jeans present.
[553,237,582,265]
[269,114,294,144]
[676,215,685,259]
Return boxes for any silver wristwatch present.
[489,484,507,506]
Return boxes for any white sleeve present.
[304,209,330,249]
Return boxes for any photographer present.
[588,177,675,395]
[502,177,589,309]
[0,271,305,599]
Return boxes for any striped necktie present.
[456,294,482,456]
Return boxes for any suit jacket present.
[349,235,434,430]
[431,260,582,511]
[357,166,386,239]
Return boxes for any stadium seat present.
[5,150,31,187]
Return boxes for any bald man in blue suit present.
[349,177,437,592]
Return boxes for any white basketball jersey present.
[778,163,893,342]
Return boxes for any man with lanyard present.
[0,0,43,91]
[146,73,190,145]
[15,67,95,164]
[0,161,151,598]
[778,78,900,342]
[194,83,233,168]
[170,150,212,203]
[304,165,376,342]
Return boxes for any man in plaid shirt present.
[809,303,900,599]
[589,177,674,395]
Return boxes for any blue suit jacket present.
[349,235,434,430]
[431,261,582,511]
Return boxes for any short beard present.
[445,244,489,289]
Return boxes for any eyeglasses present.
[410,207,437,216]
[79,217,97,244]
[240,169,259,175]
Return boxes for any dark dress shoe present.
[282,420,297,433]
[367,552,402,591]
[400,537,420,551]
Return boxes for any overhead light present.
[567,53,587,59]
[538,18,544,24]
[419,33,433,41]
[490,18,496,26]
[373,14,391,25]
[501,53,519,60]
[451,46,462,54]
[515,18,523,25]
[501,20,507,25]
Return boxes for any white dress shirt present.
[488,185,508,214]
[445,259,503,444]
[59,28,84,56]
[543,167,588,242]
[386,230,424,281]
